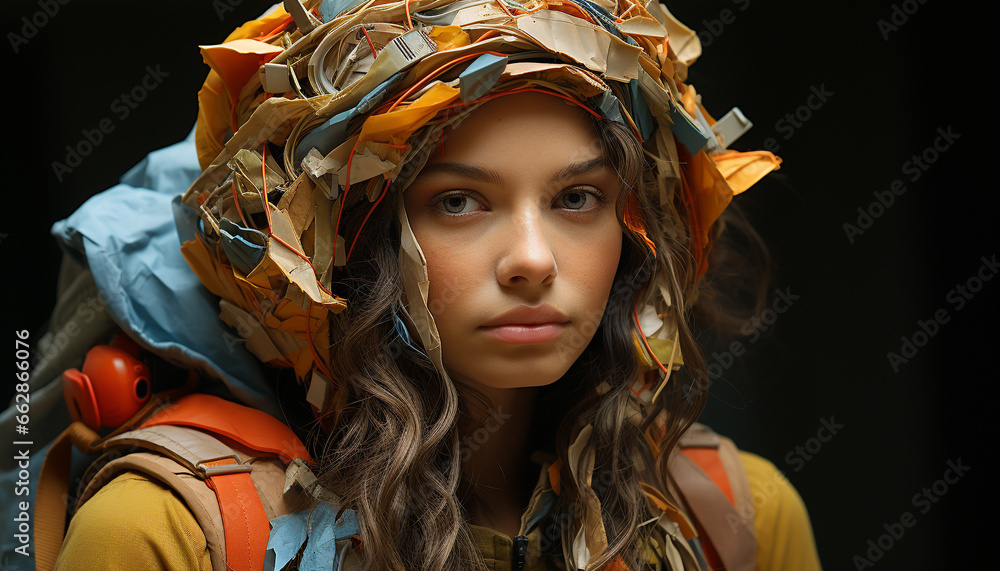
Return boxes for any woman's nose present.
[495,209,557,288]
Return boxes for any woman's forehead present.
[430,92,603,162]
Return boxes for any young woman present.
[48,0,820,569]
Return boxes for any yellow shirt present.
[55,452,821,570]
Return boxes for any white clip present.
[711,107,753,149]
[283,0,322,34]
[261,63,293,93]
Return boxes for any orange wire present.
[553,0,596,24]
[494,0,516,19]
[473,30,501,44]
[385,51,509,113]
[615,2,637,22]
[404,0,414,29]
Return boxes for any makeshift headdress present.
[178,0,779,436]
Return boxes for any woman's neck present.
[457,384,539,533]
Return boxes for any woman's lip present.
[478,323,568,344]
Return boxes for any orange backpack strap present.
[70,393,313,571]
[139,392,313,465]
[674,423,757,571]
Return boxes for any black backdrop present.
[2,1,996,568]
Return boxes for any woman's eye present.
[434,192,483,215]
[559,188,604,211]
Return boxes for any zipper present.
[512,535,528,571]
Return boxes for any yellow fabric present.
[739,451,823,571]
[56,455,821,571]
[357,82,461,146]
[713,150,783,196]
[54,472,211,571]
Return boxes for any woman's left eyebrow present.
[548,156,613,183]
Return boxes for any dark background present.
[2,1,995,568]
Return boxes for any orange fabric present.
[548,459,562,495]
[195,7,292,170]
[712,149,782,195]
[203,458,270,571]
[35,427,74,571]
[681,447,734,570]
[605,555,632,570]
[200,40,283,112]
[638,482,697,540]
[140,393,313,465]
[681,448,733,504]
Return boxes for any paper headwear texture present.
[180,0,781,415]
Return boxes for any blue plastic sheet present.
[50,128,280,416]
[459,53,508,102]
[294,71,407,165]
[266,503,360,570]
[219,218,268,275]
[320,0,368,21]
[265,511,309,571]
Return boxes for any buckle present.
[195,454,252,477]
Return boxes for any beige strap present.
[678,422,722,448]
[671,449,757,571]
[79,453,229,571]
[103,425,250,473]
[72,425,307,570]
[717,435,755,531]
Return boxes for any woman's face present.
[403,91,624,391]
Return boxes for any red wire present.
[678,165,703,276]
[232,179,250,228]
[360,26,378,58]
[346,178,390,263]
[307,300,333,379]
[260,143,274,232]
[261,142,338,298]
[634,302,670,376]
[331,139,360,268]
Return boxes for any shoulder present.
[55,470,212,571]
[737,451,823,571]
